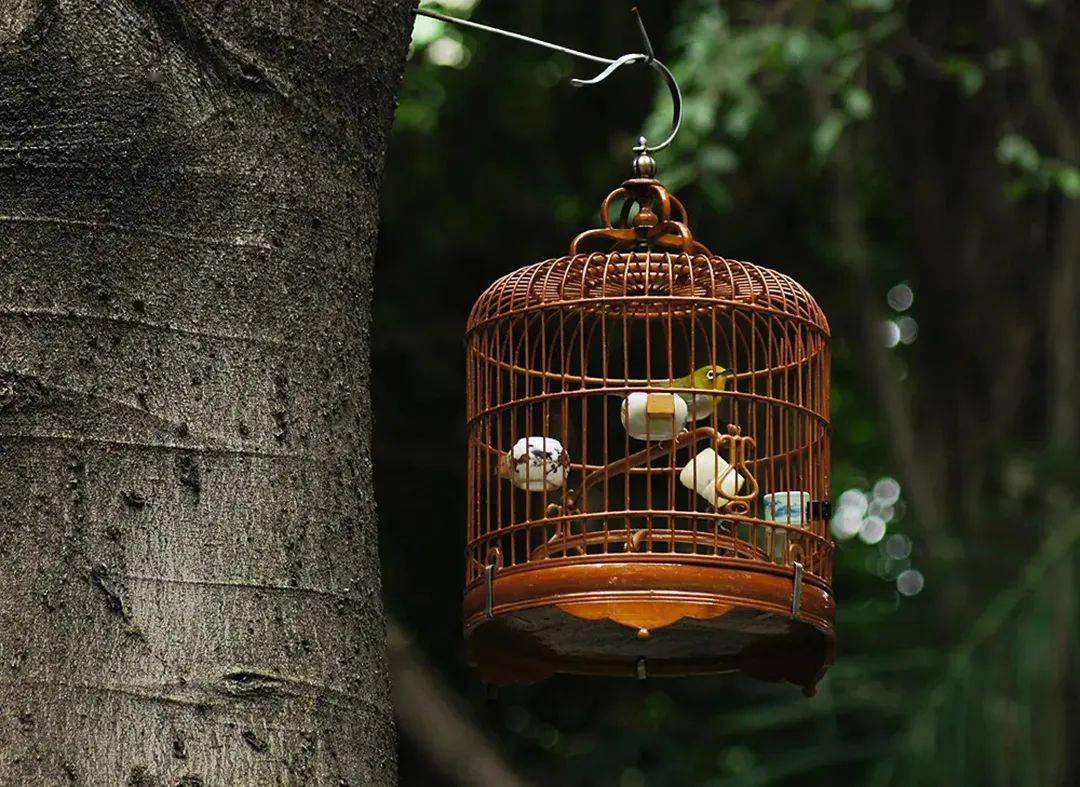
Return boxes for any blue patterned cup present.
[762,491,810,525]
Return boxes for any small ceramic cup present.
[679,448,744,508]
[620,391,689,441]
[499,436,569,492]
[761,491,810,564]
[761,491,810,525]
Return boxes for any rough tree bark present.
[0,1,413,783]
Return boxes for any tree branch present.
[387,620,533,787]
[814,83,949,553]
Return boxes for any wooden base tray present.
[463,561,835,694]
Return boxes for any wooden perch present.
[562,426,722,512]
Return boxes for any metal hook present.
[571,54,681,154]
[415,5,682,155]
[632,7,655,64]
[484,563,495,619]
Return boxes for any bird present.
[657,364,732,421]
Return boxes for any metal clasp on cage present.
[484,547,503,620]
[791,561,804,619]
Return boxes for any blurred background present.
[374,2,1079,785]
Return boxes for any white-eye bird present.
[657,364,732,421]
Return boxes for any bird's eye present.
[706,370,716,381]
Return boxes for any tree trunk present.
[0,1,413,783]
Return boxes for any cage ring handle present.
[600,182,685,228]
[615,190,690,232]
[569,179,702,255]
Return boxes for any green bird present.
[658,364,732,421]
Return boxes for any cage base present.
[463,561,834,693]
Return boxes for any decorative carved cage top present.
[464,179,834,692]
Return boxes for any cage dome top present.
[467,178,830,333]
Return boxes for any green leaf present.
[850,0,895,10]
[996,133,1041,173]
[661,162,696,192]
[782,30,812,66]
[813,110,847,161]
[843,86,873,120]
[683,94,721,133]
[410,16,446,48]
[699,144,739,174]
[1053,165,1080,198]
[943,57,985,96]
[723,98,761,139]
[699,172,732,212]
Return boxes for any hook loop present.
[416,5,683,156]
[571,54,682,154]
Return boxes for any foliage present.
[997,133,1080,198]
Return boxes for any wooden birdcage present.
[464,177,834,693]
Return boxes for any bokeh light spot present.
[859,515,887,544]
[896,569,925,596]
[881,320,901,348]
[885,533,912,559]
[887,282,914,311]
[897,315,918,344]
[427,37,469,68]
[839,488,869,516]
[872,477,901,506]
[832,507,863,539]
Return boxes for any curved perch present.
[538,425,763,561]
[561,426,723,513]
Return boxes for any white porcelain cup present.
[501,436,569,492]
[620,391,689,441]
[762,491,810,524]
[761,491,810,564]
[679,448,744,508]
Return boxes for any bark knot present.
[241,728,269,753]
[218,670,286,700]
[0,371,48,415]
[177,454,201,503]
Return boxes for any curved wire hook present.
[571,54,682,154]
[568,5,682,155]
[415,5,683,155]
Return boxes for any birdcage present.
[464,176,833,693]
